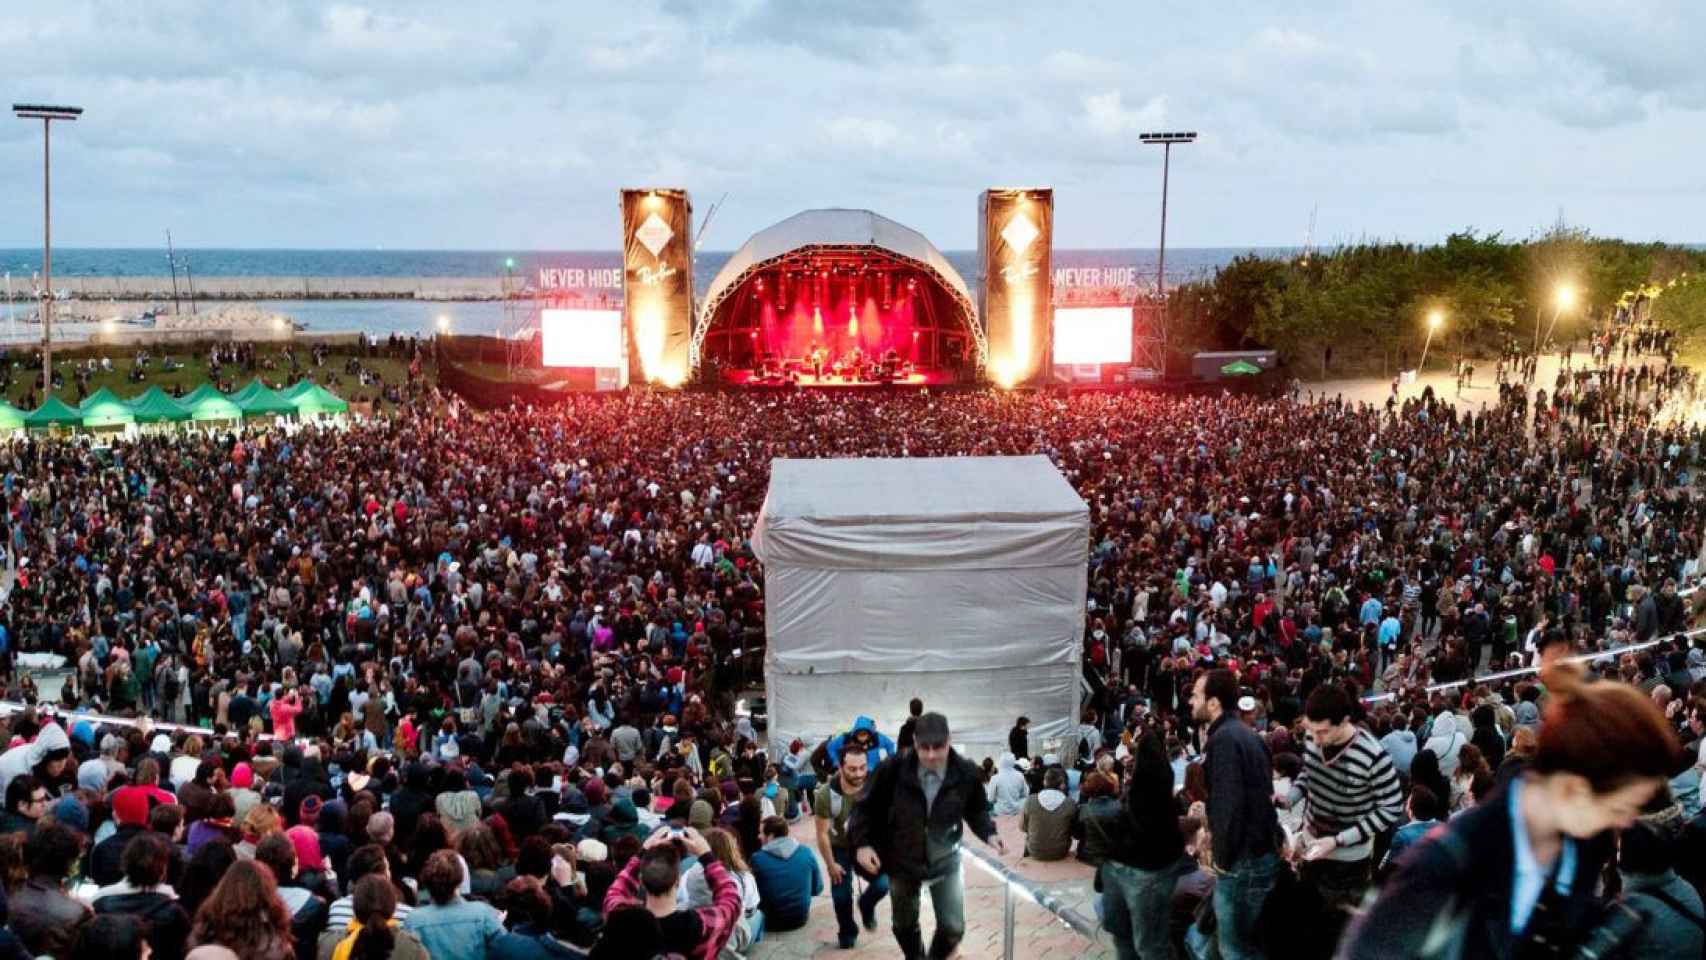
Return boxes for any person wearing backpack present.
[813,742,888,949]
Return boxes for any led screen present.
[541,309,624,368]
[1052,306,1132,364]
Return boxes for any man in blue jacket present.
[827,715,897,771]
[750,815,822,932]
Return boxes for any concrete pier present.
[43,275,510,301]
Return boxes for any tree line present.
[1168,228,1706,376]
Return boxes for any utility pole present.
[14,104,82,398]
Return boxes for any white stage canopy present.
[753,455,1089,762]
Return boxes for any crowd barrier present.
[962,842,1102,959]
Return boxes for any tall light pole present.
[1420,309,1444,370]
[1139,131,1196,299]
[14,103,82,399]
[1540,283,1575,350]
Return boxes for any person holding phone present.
[597,825,742,960]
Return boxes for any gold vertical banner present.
[978,188,1053,386]
[620,188,694,386]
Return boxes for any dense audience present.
[0,315,1701,958]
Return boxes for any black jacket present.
[1338,782,1613,960]
[1203,714,1279,870]
[94,889,191,960]
[89,824,148,887]
[847,749,996,881]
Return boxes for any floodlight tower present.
[1138,131,1196,373]
[14,103,82,397]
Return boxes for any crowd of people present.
[0,311,1701,959]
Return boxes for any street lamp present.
[1138,131,1196,300]
[1537,283,1575,353]
[1420,308,1445,370]
[13,103,82,398]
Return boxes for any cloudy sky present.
[3,1,1703,251]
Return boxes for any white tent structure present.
[753,455,1088,762]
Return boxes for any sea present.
[0,247,1294,338]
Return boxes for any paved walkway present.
[750,814,1110,959]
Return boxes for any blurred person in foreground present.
[848,712,1005,960]
[1339,664,1680,958]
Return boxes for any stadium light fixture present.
[14,103,81,398]
[1139,131,1196,302]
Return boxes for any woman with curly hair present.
[188,858,296,960]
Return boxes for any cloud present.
[1082,91,1168,138]
[3,1,1704,248]
[821,116,904,151]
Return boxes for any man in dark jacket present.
[849,712,1005,960]
[1192,669,1280,960]
[10,821,92,958]
[92,831,191,960]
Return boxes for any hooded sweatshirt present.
[0,722,70,796]
[987,753,1030,817]
[1424,713,1466,779]
[1020,788,1078,861]
[750,836,822,931]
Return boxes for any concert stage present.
[694,210,983,389]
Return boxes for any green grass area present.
[0,347,430,408]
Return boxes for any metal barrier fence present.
[962,842,1102,959]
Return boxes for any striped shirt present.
[1296,728,1404,860]
[327,895,413,928]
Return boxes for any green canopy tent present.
[125,386,191,424]
[24,395,83,430]
[285,381,349,418]
[178,384,244,423]
[0,402,25,433]
[230,379,298,417]
[79,388,137,429]
[1219,359,1265,376]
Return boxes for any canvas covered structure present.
[752,455,1088,762]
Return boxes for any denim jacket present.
[401,896,503,960]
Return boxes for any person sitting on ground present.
[489,874,588,960]
[255,831,330,960]
[749,815,821,934]
[401,848,504,960]
[66,913,151,960]
[326,844,413,931]
[1021,767,1078,861]
[0,774,49,838]
[92,830,192,960]
[318,874,430,960]
[676,827,762,952]
[10,820,93,958]
[599,826,741,960]
[987,753,1030,817]
[187,859,296,960]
